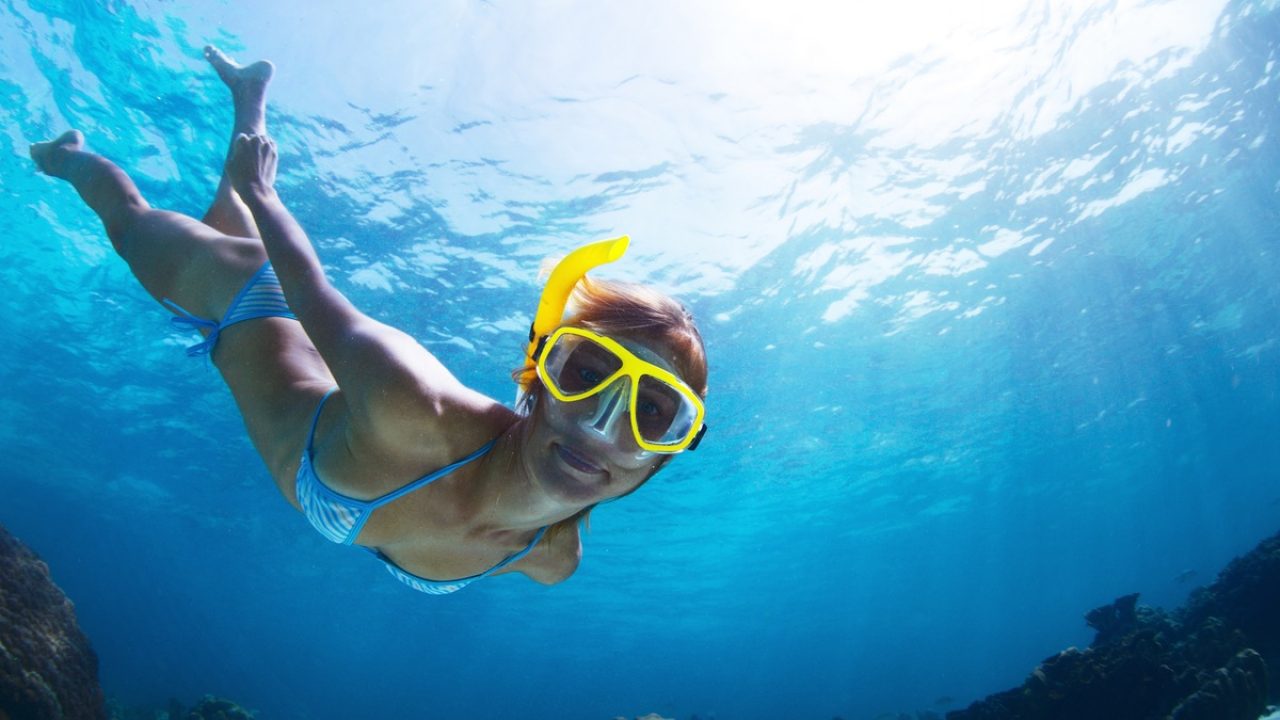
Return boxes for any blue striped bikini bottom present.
[164,261,296,357]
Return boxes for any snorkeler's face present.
[527,332,684,503]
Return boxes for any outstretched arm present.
[225,133,498,437]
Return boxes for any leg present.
[29,131,148,258]
[31,130,334,491]
[30,131,258,317]
[200,46,274,239]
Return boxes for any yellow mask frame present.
[534,326,707,453]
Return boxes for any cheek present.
[527,394,568,438]
[533,390,579,428]
[612,458,663,492]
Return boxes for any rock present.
[184,696,255,720]
[1083,592,1139,645]
[105,695,255,720]
[1169,649,1269,720]
[0,522,106,720]
[948,529,1280,720]
[1180,531,1280,670]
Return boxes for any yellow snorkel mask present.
[520,236,707,453]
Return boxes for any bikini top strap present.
[481,525,549,577]
[305,387,341,456]
[364,438,499,510]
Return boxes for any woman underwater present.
[29,46,709,595]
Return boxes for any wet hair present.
[511,276,708,537]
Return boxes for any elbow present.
[552,552,582,585]
[531,543,582,586]
[536,565,579,587]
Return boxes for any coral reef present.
[0,522,107,720]
[1181,530,1280,671]
[106,696,255,720]
[179,696,255,720]
[949,529,1280,720]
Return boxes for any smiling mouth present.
[555,443,605,475]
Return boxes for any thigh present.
[214,318,337,505]
[120,209,337,501]
[121,209,265,319]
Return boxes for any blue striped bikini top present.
[295,388,547,595]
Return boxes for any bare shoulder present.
[344,320,518,454]
[519,524,583,586]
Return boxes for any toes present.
[29,130,82,174]
[205,45,237,72]
[31,130,83,153]
[205,46,274,88]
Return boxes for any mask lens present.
[545,333,623,396]
[635,375,698,446]
[539,328,704,453]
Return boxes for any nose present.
[582,377,630,443]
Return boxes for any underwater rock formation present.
[106,695,255,720]
[0,522,107,720]
[948,529,1280,720]
[1180,530,1280,672]
[179,696,256,720]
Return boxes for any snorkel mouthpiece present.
[522,235,630,388]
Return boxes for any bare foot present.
[30,130,84,178]
[205,45,274,93]
[205,45,274,134]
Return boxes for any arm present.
[226,134,497,436]
[516,524,582,585]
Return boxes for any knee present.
[103,198,148,259]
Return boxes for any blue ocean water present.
[1,1,1278,718]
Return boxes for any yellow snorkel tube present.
[520,235,630,392]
